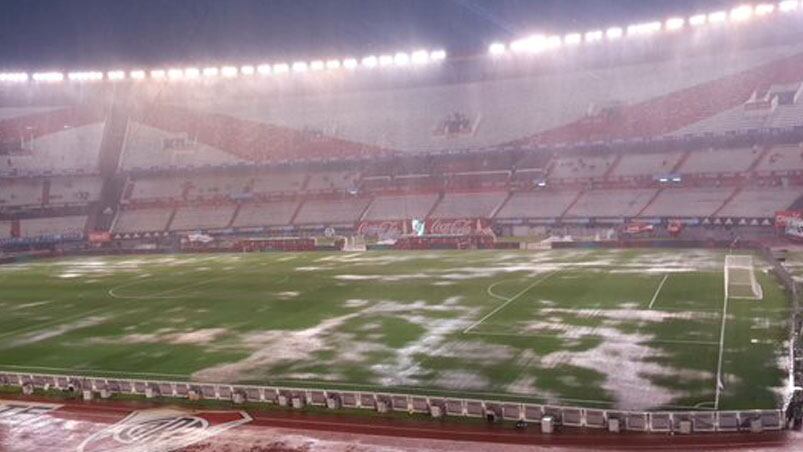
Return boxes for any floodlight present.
[563,33,582,45]
[379,54,394,66]
[755,3,775,15]
[106,70,125,81]
[256,64,272,75]
[150,70,166,80]
[708,11,727,24]
[362,55,378,68]
[292,61,308,72]
[310,60,325,71]
[779,1,799,13]
[394,52,410,66]
[429,49,446,61]
[411,49,430,64]
[184,67,200,79]
[545,35,562,49]
[221,66,238,77]
[273,63,289,74]
[33,72,65,82]
[627,21,661,36]
[585,30,604,43]
[67,71,103,81]
[326,59,341,70]
[0,72,28,82]
[689,14,707,26]
[730,5,754,22]
[130,70,146,80]
[167,68,184,80]
[665,17,685,31]
[511,35,545,53]
[488,42,506,55]
[343,58,359,69]
[240,65,255,75]
[202,67,219,77]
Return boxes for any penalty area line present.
[463,271,557,334]
[648,274,669,310]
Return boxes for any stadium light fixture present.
[202,67,219,77]
[167,68,184,80]
[627,21,661,36]
[430,49,447,61]
[545,35,562,49]
[378,54,394,67]
[106,70,125,81]
[730,5,754,22]
[184,67,200,79]
[150,69,166,80]
[33,72,65,82]
[563,33,582,45]
[273,63,289,74]
[394,52,410,66]
[291,61,308,73]
[755,3,775,15]
[779,1,799,13]
[240,65,255,76]
[221,66,238,77]
[411,49,430,64]
[511,35,546,54]
[67,71,103,82]
[488,42,506,55]
[585,30,604,43]
[342,58,359,69]
[325,59,341,70]
[606,27,624,40]
[362,55,378,68]
[689,14,707,26]
[309,60,325,71]
[256,64,272,75]
[130,70,146,80]
[665,17,686,31]
[708,11,728,24]
[0,72,29,82]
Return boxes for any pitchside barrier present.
[0,371,785,433]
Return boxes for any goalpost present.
[724,255,763,300]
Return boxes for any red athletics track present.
[0,395,801,451]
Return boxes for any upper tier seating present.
[20,215,86,238]
[0,179,44,208]
[113,208,173,233]
[170,205,236,231]
[128,177,184,201]
[678,147,761,175]
[250,173,307,195]
[639,187,735,217]
[362,194,439,221]
[566,189,657,218]
[430,192,507,218]
[549,155,616,180]
[755,144,803,174]
[233,201,300,227]
[187,174,251,199]
[495,191,580,219]
[611,151,685,178]
[305,170,360,192]
[294,198,371,225]
[716,187,802,218]
[48,176,102,205]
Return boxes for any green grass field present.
[0,249,792,411]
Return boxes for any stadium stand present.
[185,174,251,199]
[47,176,102,205]
[0,221,10,239]
[0,179,44,208]
[250,172,308,196]
[362,194,440,221]
[549,155,617,180]
[495,190,581,219]
[755,144,803,174]
[430,192,507,218]
[639,187,736,218]
[678,147,762,175]
[294,197,371,225]
[716,187,802,218]
[113,208,173,233]
[170,205,236,231]
[233,201,301,227]
[305,170,360,192]
[611,151,685,179]
[19,216,86,238]
[565,189,657,218]
[126,177,184,201]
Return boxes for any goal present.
[724,255,763,300]
[341,236,367,252]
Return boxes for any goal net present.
[724,255,763,300]
[341,236,367,252]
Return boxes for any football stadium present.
[1,0,803,448]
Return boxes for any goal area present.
[724,255,763,300]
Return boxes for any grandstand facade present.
[1,11,803,247]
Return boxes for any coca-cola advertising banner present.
[426,218,490,235]
[775,211,802,229]
[356,220,405,239]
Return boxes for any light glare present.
[202,67,219,77]
[779,1,799,13]
[606,27,624,39]
[362,55,378,68]
[430,49,446,61]
[0,72,29,82]
[730,5,754,22]
[689,14,707,26]
[107,70,125,81]
[755,4,775,15]
[343,58,358,69]
[256,64,271,75]
[585,30,604,42]
[665,17,685,30]
[68,71,103,81]
[563,33,582,45]
[33,72,65,82]
[273,63,289,74]
[326,59,341,69]
[240,65,255,75]
[310,60,325,71]
[708,11,727,23]
[130,70,146,80]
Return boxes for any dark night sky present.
[0,0,733,70]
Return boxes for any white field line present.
[648,274,669,309]
[714,266,731,410]
[107,275,233,300]
[486,279,516,301]
[0,306,109,341]
[464,330,718,346]
[0,364,189,379]
[463,271,558,334]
